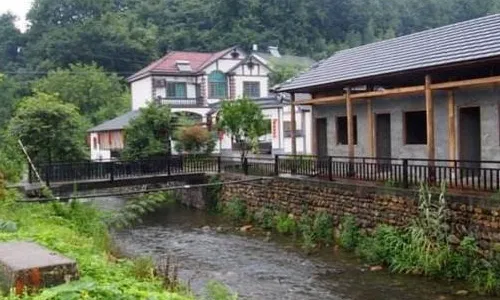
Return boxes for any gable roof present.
[278,14,500,92]
[88,110,140,132]
[127,46,238,82]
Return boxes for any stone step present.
[0,241,79,295]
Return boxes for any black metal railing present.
[32,155,500,193]
[155,97,205,107]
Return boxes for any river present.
[101,198,494,300]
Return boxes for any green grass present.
[0,191,192,299]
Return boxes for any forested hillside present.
[1,0,499,76]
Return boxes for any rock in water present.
[455,290,468,296]
[369,265,383,271]
[240,225,253,232]
[201,226,211,232]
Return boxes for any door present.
[316,118,328,157]
[376,114,391,158]
[459,107,481,173]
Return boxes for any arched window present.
[208,71,227,99]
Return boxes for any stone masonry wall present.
[219,174,500,248]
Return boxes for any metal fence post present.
[110,161,115,183]
[328,156,333,181]
[402,159,409,189]
[28,162,33,184]
[45,165,50,188]
[243,157,249,175]
[217,156,222,173]
[167,155,171,175]
[274,155,279,176]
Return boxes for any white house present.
[88,46,314,160]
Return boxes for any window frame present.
[403,110,427,145]
[208,71,227,99]
[166,82,187,99]
[243,81,261,98]
[336,115,358,145]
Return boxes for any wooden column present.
[367,99,374,157]
[448,90,456,166]
[346,88,354,159]
[311,110,318,155]
[290,93,297,156]
[425,75,435,166]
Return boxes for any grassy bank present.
[0,190,236,299]
[216,183,500,295]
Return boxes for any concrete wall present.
[131,77,152,110]
[313,86,500,161]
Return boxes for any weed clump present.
[221,197,247,223]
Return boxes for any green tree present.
[0,13,24,72]
[0,132,25,182]
[174,123,216,154]
[269,62,308,87]
[122,103,174,160]
[0,74,20,129]
[9,93,88,164]
[35,63,130,125]
[217,98,269,160]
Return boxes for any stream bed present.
[105,200,495,300]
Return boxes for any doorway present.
[316,118,328,157]
[376,114,391,158]
[459,107,481,171]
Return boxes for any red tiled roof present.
[127,47,236,82]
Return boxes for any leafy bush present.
[203,281,238,300]
[254,207,274,230]
[298,214,316,251]
[222,197,247,223]
[313,212,333,245]
[274,212,297,235]
[132,256,155,280]
[356,225,403,265]
[207,175,222,212]
[339,215,360,250]
[174,124,216,154]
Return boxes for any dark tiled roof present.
[278,14,500,92]
[127,47,237,82]
[88,111,140,132]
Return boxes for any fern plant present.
[108,192,175,229]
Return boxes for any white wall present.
[234,76,269,99]
[89,132,111,161]
[282,105,313,154]
[131,77,152,110]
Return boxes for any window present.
[404,111,427,144]
[208,71,227,99]
[166,82,186,98]
[243,81,261,98]
[336,116,357,145]
[283,121,303,137]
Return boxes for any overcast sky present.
[0,0,34,32]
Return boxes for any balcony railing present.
[155,97,205,107]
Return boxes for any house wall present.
[131,77,153,110]
[281,105,312,154]
[313,86,500,161]
[152,76,198,100]
[89,132,111,161]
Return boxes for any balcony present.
[155,97,205,107]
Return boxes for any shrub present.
[274,212,296,235]
[313,211,333,245]
[174,124,216,155]
[254,207,274,230]
[132,256,155,280]
[356,225,404,265]
[298,214,316,251]
[203,281,238,300]
[222,197,247,223]
[339,215,360,250]
[207,175,222,212]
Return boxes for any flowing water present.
[100,198,495,300]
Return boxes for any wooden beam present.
[367,99,374,157]
[290,93,297,155]
[448,90,456,166]
[425,75,435,164]
[351,85,425,99]
[297,95,345,105]
[432,75,500,90]
[346,88,354,159]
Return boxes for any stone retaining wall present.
[218,174,500,248]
